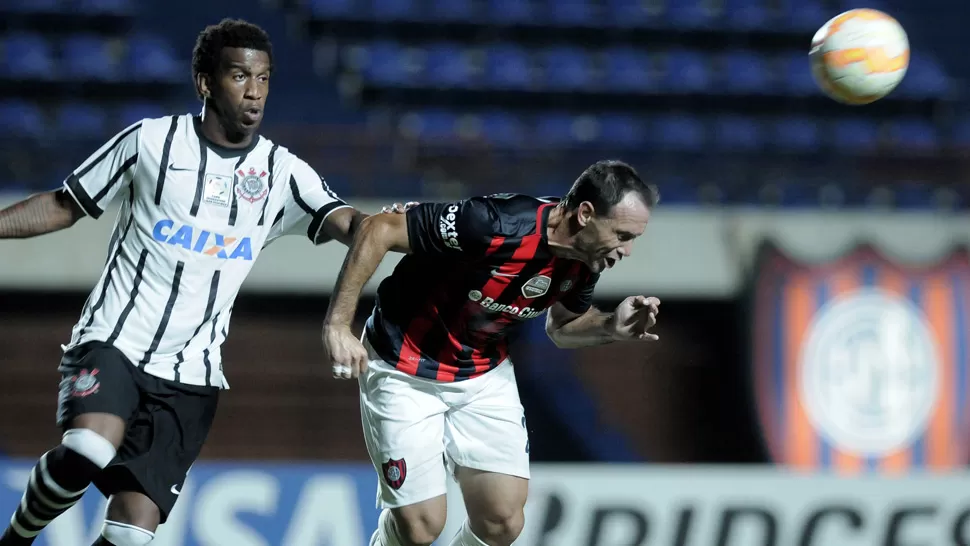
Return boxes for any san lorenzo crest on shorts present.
[381,458,407,490]
[235,167,269,203]
[749,242,970,473]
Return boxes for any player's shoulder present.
[464,193,559,236]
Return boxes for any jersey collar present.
[192,115,261,159]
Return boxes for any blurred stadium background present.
[2,0,970,544]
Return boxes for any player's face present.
[575,192,650,273]
[210,47,271,135]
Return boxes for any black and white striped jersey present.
[62,114,349,388]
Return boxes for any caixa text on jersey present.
[152,219,254,261]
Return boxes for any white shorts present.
[359,337,531,508]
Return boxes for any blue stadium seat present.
[535,113,589,147]
[894,182,935,210]
[56,103,107,139]
[895,54,948,99]
[2,34,56,80]
[372,0,420,21]
[721,50,771,94]
[539,47,593,91]
[400,110,458,141]
[424,43,473,88]
[127,36,179,82]
[62,35,120,81]
[663,50,711,93]
[779,0,826,31]
[598,114,647,148]
[887,118,939,151]
[549,1,597,27]
[723,0,769,30]
[478,111,526,146]
[308,0,359,18]
[839,0,889,10]
[603,47,656,93]
[485,44,533,90]
[666,0,719,28]
[0,101,45,140]
[713,115,763,151]
[605,0,660,28]
[358,41,414,86]
[3,0,63,13]
[427,0,476,21]
[487,0,535,24]
[831,118,879,153]
[783,52,818,96]
[650,114,706,151]
[74,0,133,15]
[118,102,167,127]
[951,118,970,147]
[772,116,821,152]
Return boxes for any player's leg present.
[441,361,531,546]
[0,343,139,546]
[88,374,219,545]
[358,351,450,546]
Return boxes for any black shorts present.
[57,341,219,523]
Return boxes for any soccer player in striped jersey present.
[322,160,663,546]
[0,19,407,546]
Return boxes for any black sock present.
[90,538,114,546]
[0,445,102,544]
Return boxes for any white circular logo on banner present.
[799,289,940,456]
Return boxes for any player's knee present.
[392,506,446,545]
[60,428,117,469]
[469,506,525,545]
[100,520,154,546]
[105,492,161,534]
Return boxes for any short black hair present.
[192,18,273,99]
[562,160,660,215]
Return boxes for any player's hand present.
[381,201,419,214]
[609,295,660,341]
[323,325,369,379]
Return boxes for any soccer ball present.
[809,9,910,105]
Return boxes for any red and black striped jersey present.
[364,193,599,382]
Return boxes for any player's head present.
[561,160,659,273]
[192,19,273,139]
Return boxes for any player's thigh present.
[96,374,219,525]
[359,358,450,509]
[57,341,142,446]
[443,362,530,482]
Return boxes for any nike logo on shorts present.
[170,485,181,495]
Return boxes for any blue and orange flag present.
[749,242,970,474]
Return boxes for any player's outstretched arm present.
[319,202,417,247]
[322,212,411,379]
[545,296,661,349]
[0,189,86,239]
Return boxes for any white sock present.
[370,509,405,546]
[448,521,489,546]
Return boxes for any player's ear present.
[196,73,212,99]
[576,201,595,227]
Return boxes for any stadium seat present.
[539,47,593,91]
[424,43,474,88]
[720,50,771,94]
[74,0,133,15]
[549,1,598,27]
[666,0,719,29]
[782,52,818,96]
[427,0,476,21]
[307,0,359,18]
[399,110,459,141]
[0,101,45,140]
[663,50,711,93]
[56,103,107,139]
[2,0,63,13]
[602,47,656,93]
[371,0,420,21]
[126,36,180,82]
[118,102,167,127]
[951,118,970,147]
[712,115,764,151]
[535,113,594,147]
[772,116,821,152]
[605,0,661,27]
[597,114,647,148]
[487,0,536,24]
[887,118,939,151]
[484,44,533,90]
[894,181,935,209]
[779,0,826,31]
[357,41,416,87]
[2,34,56,80]
[62,35,120,81]
[723,0,769,30]
[650,114,706,151]
[894,53,948,99]
[831,118,880,153]
[478,111,526,146]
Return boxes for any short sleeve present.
[63,121,141,219]
[278,159,350,244]
[405,198,495,257]
[559,271,600,314]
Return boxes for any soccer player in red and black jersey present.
[323,160,661,546]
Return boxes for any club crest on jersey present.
[560,279,574,292]
[521,275,552,298]
[381,458,407,490]
[235,167,269,203]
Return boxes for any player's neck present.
[544,206,580,259]
[199,109,255,150]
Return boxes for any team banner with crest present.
[749,242,970,472]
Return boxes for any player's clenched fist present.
[323,326,370,379]
[610,295,661,341]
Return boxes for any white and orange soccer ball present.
[809,8,910,105]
